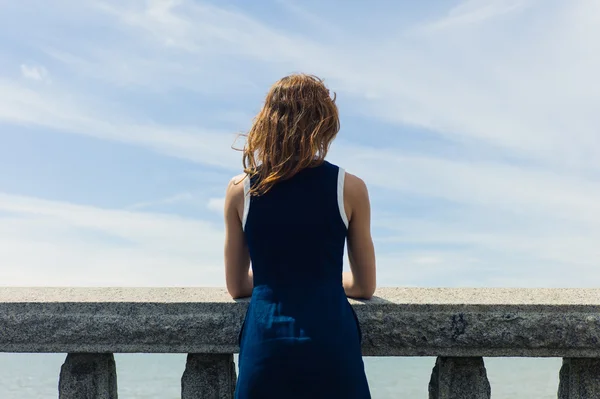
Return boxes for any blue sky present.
[1,0,599,287]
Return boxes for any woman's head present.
[242,74,340,195]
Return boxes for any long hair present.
[240,74,340,196]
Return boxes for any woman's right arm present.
[342,173,377,299]
[224,176,253,299]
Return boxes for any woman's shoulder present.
[225,174,247,200]
[328,161,366,191]
[324,160,368,195]
[342,169,369,205]
[346,172,368,190]
[230,173,247,183]
[345,170,365,184]
[224,174,248,220]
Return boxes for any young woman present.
[224,74,376,398]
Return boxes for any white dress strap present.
[242,176,251,231]
[337,167,349,229]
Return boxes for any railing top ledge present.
[2,287,600,356]
[1,286,600,306]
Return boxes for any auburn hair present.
[239,74,340,196]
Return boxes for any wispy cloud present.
[0,79,240,168]
[0,193,224,286]
[207,197,225,214]
[54,0,600,171]
[0,0,599,287]
[127,192,196,211]
[331,144,600,226]
[416,0,534,33]
[20,64,49,82]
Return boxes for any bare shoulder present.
[226,174,246,196]
[343,172,370,221]
[344,172,369,199]
[225,174,247,217]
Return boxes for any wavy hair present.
[239,74,340,196]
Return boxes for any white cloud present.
[12,0,597,171]
[207,197,225,214]
[0,79,241,169]
[128,192,196,210]
[66,0,600,172]
[413,256,444,265]
[20,64,49,82]
[0,193,225,286]
[374,251,485,287]
[373,214,600,286]
[330,143,600,227]
[417,0,533,33]
[1,0,600,288]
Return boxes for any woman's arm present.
[342,173,377,299]
[224,176,253,299]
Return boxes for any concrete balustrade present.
[1,287,599,398]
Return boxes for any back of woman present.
[224,74,376,399]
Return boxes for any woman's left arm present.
[224,176,253,299]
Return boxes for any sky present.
[0,0,599,287]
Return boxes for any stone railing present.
[1,287,600,398]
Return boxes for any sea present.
[0,354,562,398]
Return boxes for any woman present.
[224,74,376,398]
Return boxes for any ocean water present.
[0,353,561,398]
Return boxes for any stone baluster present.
[181,353,237,399]
[558,358,600,398]
[428,357,491,399]
[59,353,118,399]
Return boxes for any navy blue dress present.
[235,161,371,398]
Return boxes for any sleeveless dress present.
[235,161,371,399]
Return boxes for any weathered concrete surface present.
[558,358,600,399]
[59,353,117,399]
[182,354,236,399]
[428,357,491,399]
[1,287,600,356]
